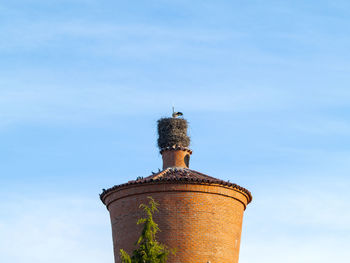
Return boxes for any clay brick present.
[105,183,248,263]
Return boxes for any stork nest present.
[157,117,190,149]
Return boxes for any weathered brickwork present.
[103,182,249,263]
[162,149,191,169]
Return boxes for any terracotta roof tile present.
[100,167,252,204]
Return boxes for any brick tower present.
[100,116,252,263]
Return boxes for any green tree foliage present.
[120,197,174,263]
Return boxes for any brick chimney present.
[160,146,192,169]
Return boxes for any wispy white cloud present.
[241,235,350,263]
[0,195,113,263]
[0,83,305,127]
[290,117,350,135]
[0,19,237,53]
[240,179,350,263]
[0,75,349,129]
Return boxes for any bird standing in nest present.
[172,107,183,118]
[172,111,183,118]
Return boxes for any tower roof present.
[100,167,252,204]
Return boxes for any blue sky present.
[1,1,350,262]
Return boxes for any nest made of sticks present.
[157,117,190,149]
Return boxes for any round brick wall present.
[102,182,250,263]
